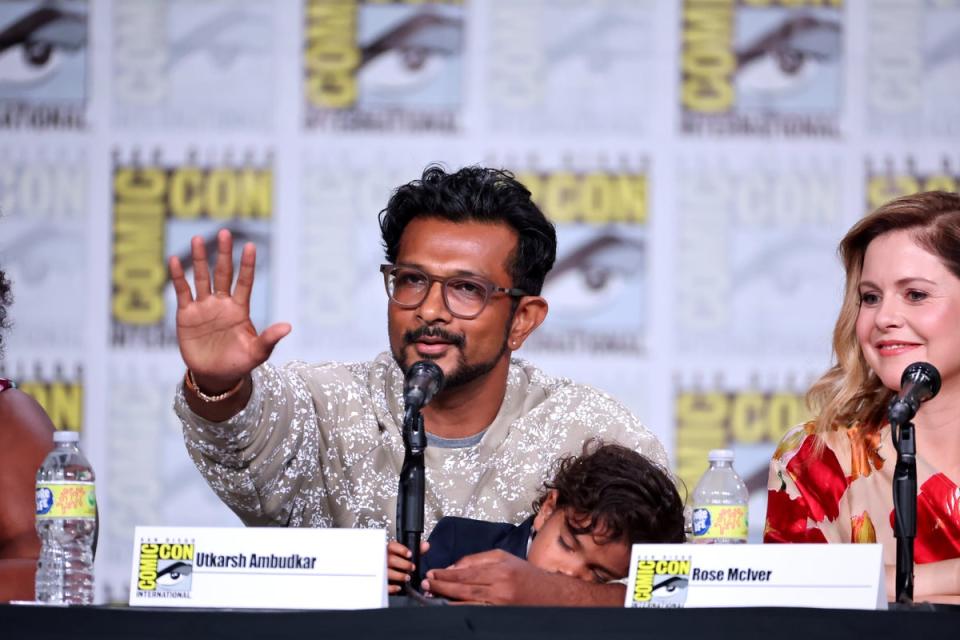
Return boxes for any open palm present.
[169,229,290,390]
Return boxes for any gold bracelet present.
[184,370,245,403]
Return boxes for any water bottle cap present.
[708,448,734,462]
[53,430,80,443]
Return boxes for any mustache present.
[403,325,466,349]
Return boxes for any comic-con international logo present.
[865,158,959,215]
[111,0,275,130]
[484,0,656,133]
[680,0,843,137]
[674,384,808,504]
[303,0,464,132]
[0,364,84,431]
[866,1,960,137]
[630,557,691,608]
[0,0,88,129]
[0,148,87,348]
[137,542,195,598]
[110,150,273,348]
[511,166,648,355]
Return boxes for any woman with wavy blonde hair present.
[764,191,960,604]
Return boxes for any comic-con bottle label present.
[691,505,747,541]
[35,481,97,519]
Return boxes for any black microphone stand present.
[891,415,917,604]
[397,404,427,593]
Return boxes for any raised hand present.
[169,229,290,393]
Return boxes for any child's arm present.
[386,540,430,594]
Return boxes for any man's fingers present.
[213,229,235,295]
[447,549,508,570]
[233,242,256,306]
[427,564,496,585]
[255,323,292,358]
[168,256,194,308]
[421,577,490,604]
[191,235,212,299]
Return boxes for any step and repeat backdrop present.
[1,0,958,601]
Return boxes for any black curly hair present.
[0,269,11,355]
[534,441,686,544]
[379,165,557,295]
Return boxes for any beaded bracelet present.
[184,370,245,403]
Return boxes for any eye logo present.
[631,557,692,608]
[0,2,89,129]
[157,561,193,590]
[137,542,195,595]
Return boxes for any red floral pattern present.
[764,488,827,543]
[782,432,849,523]
[889,473,960,563]
[766,425,960,567]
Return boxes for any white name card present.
[128,526,387,610]
[625,544,885,610]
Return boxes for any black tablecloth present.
[4,602,960,640]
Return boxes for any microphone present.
[403,360,444,413]
[888,362,941,427]
[397,360,443,594]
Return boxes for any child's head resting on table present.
[527,441,686,584]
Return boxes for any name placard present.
[625,544,884,610]
[129,526,387,610]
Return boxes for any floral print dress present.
[765,421,960,566]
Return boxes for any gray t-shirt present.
[175,352,668,536]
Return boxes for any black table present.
[4,602,960,640]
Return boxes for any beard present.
[391,322,511,391]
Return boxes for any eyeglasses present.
[380,264,528,320]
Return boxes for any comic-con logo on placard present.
[111,0,275,130]
[0,363,84,432]
[137,540,195,598]
[630,556,691,608]
[303,0,464,132]
[866,2,960,137]
[110,149,273,349]
[510,164,648,355]
[680,0,843,137]
[865,158,959,215]
[0,0,88,130]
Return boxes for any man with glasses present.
[171,165,667,605]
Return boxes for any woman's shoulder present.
[772,419,885,479]
[772,421,822,461]
[0,384,56,442]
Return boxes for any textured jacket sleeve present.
[174,362,330,527]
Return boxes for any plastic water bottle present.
[690,449,748,544]
[35,430,97,604]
